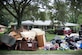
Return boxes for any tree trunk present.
[16,18,22,30]
[62,22,65,28]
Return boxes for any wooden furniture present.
[15,40,38,51]
[36,35,44,47]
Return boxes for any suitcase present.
[15,40,38,51]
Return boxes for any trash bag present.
[50,39,56,44]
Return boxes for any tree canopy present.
[0,0,31,29]
[0,0,82,29]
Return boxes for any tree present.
[23,2,40,21]
[0,0,31,29]
[29,0,49,21]
[77,14,82,24]
[53,0,68,27]
[67,0,82,23]
[0,2,9,26]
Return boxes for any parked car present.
[54,27,64,35]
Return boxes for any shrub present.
[46,29,55,34]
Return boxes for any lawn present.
[45,32,65,41]
[0,32,4,37]
[0,49,82,54]
[45,32,55,41]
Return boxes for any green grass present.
[0,32,4,37]
[46,32,55,41]
[0,49,82,54]
[45,32,64,41]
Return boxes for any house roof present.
[11,20,79,26]
[64,22,79,26]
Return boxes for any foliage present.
[46,29,55,34]
[0,3,9,26]
[0,0,31,29]
[67,0,82,23]
[0,18,9,26]
[54,1,68,26]
[77,14,82,24]
[0,32,4,37]
[0,0,82,29]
